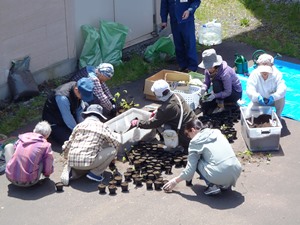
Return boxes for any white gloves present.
[61,164,71,186]
[163,177,178,192]
[206,92,215,102]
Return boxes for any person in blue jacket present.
[160,0,201,72]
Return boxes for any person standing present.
[246,53,286,118]
[5,121,54,187]
[42,77,94,145]
[60,104,120,185]
[163,119,242,195]
[160,0,201,72]
[199,48,242,114]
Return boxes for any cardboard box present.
[104,108,156,159]
[240,106,282,152]
[165,72,190,91]
[144,69,189,99]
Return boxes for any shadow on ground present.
[167,184,245,210]
[7,178,56,200]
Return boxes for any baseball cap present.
[77,77,94,102]
[151,79,170,97]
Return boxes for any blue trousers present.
[170,20,198,71]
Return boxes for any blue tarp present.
[237,59,300,121]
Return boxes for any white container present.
[104,108,156,159]
[173,85,201,110]
[198,20,222,46]
[240,106,282,152]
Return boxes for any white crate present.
[173,85,201,110]
[104,108,156,159]
[240,106,282,152]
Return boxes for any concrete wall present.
[0,0,76,100]
[0,0,159,101]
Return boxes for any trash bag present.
[7,56,39,102]
[79,25,102,69]
[99,20,129,66]
[144,36,175,63]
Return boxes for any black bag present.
[7,56,39,102]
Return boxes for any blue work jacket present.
[160,0,201,24]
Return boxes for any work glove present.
[267,96,274,106]
[130,119,139,128]
[150,110,157,119]
[200,86,207,95]
[258,95,266,105]
[163,177,178,192]
[206,92,215,102]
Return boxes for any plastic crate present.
[104,108,156,159]
[240,106,282,152]
[173,85,201,110]
[165,72,190,91]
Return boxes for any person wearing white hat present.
[246,53,286,118]
[130,79,197,152]
[60,104,120,185]
[198,49,242,114]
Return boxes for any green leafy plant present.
[113,89,139,112]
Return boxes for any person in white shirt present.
[246,53,287,118]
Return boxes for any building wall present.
[0,0,159,100]
[0,0,76,100]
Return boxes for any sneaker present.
[204,184,221,195]
[212,107,225,114]
[219,185,231,191]
[86,172,104,182]
[60,165,71,186]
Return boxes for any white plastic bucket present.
[162,129,179,148]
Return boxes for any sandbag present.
[7,56,39,102]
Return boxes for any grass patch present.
[0,56,168,136]
[195,0,300,58]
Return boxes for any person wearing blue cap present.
[42,77,94,146]
[69,63,116,117]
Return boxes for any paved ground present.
[1,40,300,225]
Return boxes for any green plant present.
[195,0,300,58]
[113,89,139,111]
[240,17,250,27]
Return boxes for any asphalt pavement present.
[1,40,300,225]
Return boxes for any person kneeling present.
[60,104,120,185]
[163,119,242,196]
[5,121,54,187]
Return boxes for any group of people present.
[3,0,287,197]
